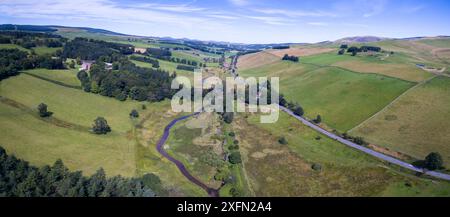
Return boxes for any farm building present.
[134,47,147,54]
[80,60,95,71]
[105,62,113,70]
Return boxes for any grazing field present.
[237,51,280,70]
[350,76,450,167]
[33,46,62,55]
[130,57,195,82]
[266,47,335,58]
[0,72,155,176]
[0,70,205,195]
[240,61,415,132]
[234,113,450,196]
[24,68,81,87]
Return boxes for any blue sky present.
[1,0,449,43]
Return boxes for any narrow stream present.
[155,112,221,197]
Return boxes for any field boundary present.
[348,75,438,133]
[22,71,82,90]
[0,95,91,132]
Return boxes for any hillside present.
[1,26,450,197]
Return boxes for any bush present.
[228,132,235,137]
[282,54,299,62]
[222,112,234,124]
[37,103,53,117]
[424,152,443,171]
[313,115,322,124]
[311,163,322,171]
[229,152,242,164]
[142,104,147,110]
[278,137,288,145]
[130,109,139,118]
[92,117,111,134]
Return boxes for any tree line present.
[129,55,160,68]
[0,31,64,49]
[0,48,65,80]
[61,37,133,61]
[0,146,167,197]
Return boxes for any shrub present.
[228,132,235,137]
[229,152,242,164]
[130,109,139,118]
[278,137,288,145]
[37,103,52,117]
[424,152,444,171]
[311,163,322,171]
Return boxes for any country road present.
[280,106,450,181]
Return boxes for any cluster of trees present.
[130,55,160,68]
[0,31,64,49]
[272,45,290,49]
[146,48,172,59]
[278,94,304,117]
[282,54,299,62]
[61,37,133,61]
[176,65,196,72]
[0,49,29,80]
[341,133,369,146]
[0,146,165,197]
[0,49,65,80]
[413,152,444,171]
[92,117,111,134]
[346,46,382,56]
[77,60,176,102]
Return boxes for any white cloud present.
[244,16,292,26]
[133,3,206,13]
[228,0,250,7]
[360,0,388,17]
[401,5,425,14]
[0,0,212,28]
[253,8,337,18]
[307,22,329,26]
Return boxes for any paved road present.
[280,106,450,181]
[156,113,221,197]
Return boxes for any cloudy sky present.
[1,0,449,43]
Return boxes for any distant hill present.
[0,24,128,36]
[335,36,388,44]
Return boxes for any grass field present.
[237,51,280,70]
[0,69,208,195]
[234,112,450,196]
[350,76,450,167]
[32,46,62,55]
[24,68,81,87]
